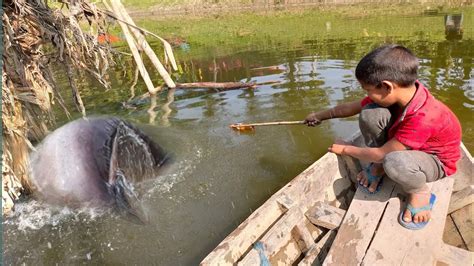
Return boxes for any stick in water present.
[230,121,305,131]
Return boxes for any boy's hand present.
[328,143,347,155]
[304,112,322,127]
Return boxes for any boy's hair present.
[355,44,419,87]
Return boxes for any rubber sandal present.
[253,242,271,266]
[398,193,437,230]
[359,163,384,194]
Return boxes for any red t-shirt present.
[361,81,462,176]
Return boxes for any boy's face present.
[360,81,396,107]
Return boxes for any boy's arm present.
[304,100,363,126]
[329,138,408,163]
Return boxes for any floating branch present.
[175,82,256,90]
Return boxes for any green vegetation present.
[122,0,253,10]
[123,5,472,60]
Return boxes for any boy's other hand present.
[328,143,347,155]
[304,112,322,127]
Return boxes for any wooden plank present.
[322,179,396,265]
[451,203,473,251]
[362,178,454,265]
[303,218,325,241]
[237,207,306,265]
[270,239,302,266]
[201,201,285,265]
[288,153,343,213]
[436,243,474,265]
[451,143,473,192]
[292,222,317,253]
[202,152,342,265]
[443,214,468,250]
[299,230,337,266]
[340,155,361,184]
[448,185,474,214]
[277,193,296,210]
[305,202,346,230]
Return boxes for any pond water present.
[3,7,473,265]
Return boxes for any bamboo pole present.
[110,0,176,89]
[105,1,157,94]
[100,9,178,71]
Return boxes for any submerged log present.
[175,82,256,90]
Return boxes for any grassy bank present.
[121,0,469,14]
[123,4,472,60]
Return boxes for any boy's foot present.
[402,191,432,223]
[356,163,385,193]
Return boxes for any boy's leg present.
[357,103,393,191]
[383,150,446,223]
[359,103,393,148]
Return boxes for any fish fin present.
[107,169,149,224]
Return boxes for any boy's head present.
[355,44,419,88]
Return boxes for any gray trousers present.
[359,104,446,193]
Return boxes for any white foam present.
[4,200,108,231]
[143,146,204,196]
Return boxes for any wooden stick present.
[110,0,176,92]
[105,1,156,94]
[230,120,305,131]
[110,0,176,90]
[236,121,305,127]
[100,9,178,71]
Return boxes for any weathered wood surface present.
[237,208,304,265]
[202,136,471,265]
[292,222,318,253]
[436,243,474,266]
[443,214,468,249]
[201,152,345,265]
[448,185,473,214]
[451,143,473,192]
[450,203,473,251]
[305,202,346,230]
[298,230,337,266]
[323,179,396,265]
[362,178,454,265]
[201,201,284,265]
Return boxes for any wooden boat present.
[201,132,473,265]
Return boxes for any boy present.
[304,45,462,230]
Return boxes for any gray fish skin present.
[29,117,168,213]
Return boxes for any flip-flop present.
[359,163,384,194]
[253,241,270,266]
[399,193,437,230]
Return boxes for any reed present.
[1,0,177,215]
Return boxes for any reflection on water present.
[4,9,474,265]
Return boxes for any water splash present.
[3,200,108,231]
[145,146,204,196]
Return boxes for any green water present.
[3,6,473,265]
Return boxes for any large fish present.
[29,117,170,223]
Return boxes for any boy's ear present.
[381,80,395,93]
